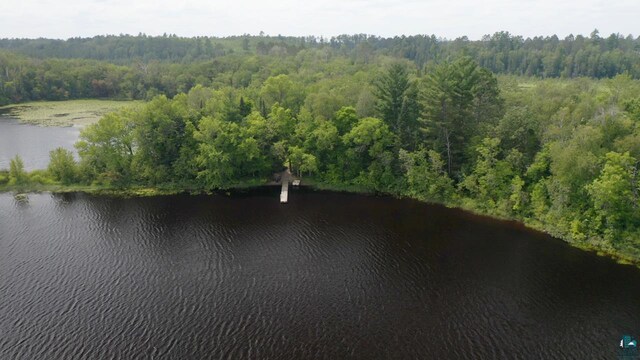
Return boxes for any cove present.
[0,117,80,171]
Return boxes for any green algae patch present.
[0,100,140,127]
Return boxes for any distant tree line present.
[1,31,640,105]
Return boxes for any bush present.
[28,170,54,185]
[48,147,78,185]
[8,155,28,185]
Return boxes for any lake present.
[1,189,639,359]
[0,117,80,171]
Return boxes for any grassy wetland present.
[0,100,139,126]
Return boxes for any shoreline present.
[2,179,639,269]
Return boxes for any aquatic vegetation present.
[0,100,139,126]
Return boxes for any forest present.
[1,31,640,105]
[0,32,639,265]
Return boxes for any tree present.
[460,138,521,215]
[332,106,359,135]
[496,106,540,162]
[8,155,27,185]
[343,117,396,189]
[288,146,318,177]
[587,151,639,238]
[239,97,252,118]
[399,148,454,202]
[268,104,296,139]
[131,95,189,184]
[548,126,604,202]
[194,117,241,188]
[75,111,135,185]
[374,63,420,148]
[420,57,503,177]
[260,74,304,112]
[172,120,200,183]
[186,85,213,114]
[48,148,77,185]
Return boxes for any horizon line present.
[1,29,638,42]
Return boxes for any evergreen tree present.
[420,57,503,177]
[374,63,419,149]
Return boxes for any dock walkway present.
[280,181,288,203]
[277,169,298,203]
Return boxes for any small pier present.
[280,181,289,203]
[275,169,299,204]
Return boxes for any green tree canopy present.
[48,148,77,185]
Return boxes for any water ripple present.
[1,192,639,359]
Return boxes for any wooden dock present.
[280,181,289,203]
[277,169,299,204]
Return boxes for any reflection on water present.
[0,117,80,170]
[1,189,639,359]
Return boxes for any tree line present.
[2,57,639,263]
[2,30,640,105]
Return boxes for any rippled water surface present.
[0,117,80,170]
[1,190,640,359]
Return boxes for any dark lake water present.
[0,117,80,171]
[1,189,639,359]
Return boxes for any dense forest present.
[1,32,639,265]
[1,31,640,105]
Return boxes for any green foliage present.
[332,106,359,135]
[624,98,640,122]
[4,41,640,264]
[509,176,527,215]
[586,152,639,239]
[548,126,604,204]
[2,31,640,107]
[374,63,420,149]
[495,106,539,162]
[260,74,304,113]
[419,57,504,177]
[342,117,396,190]
[0,100,137,126]
[194,117,242,188]
[131,95,189,183]
[76,111,135,186]
[48,148,77,185]
[268,104,296,138]
[288,146,318,177]
[8,155,27,185]
[460,138,520,215]
[399,148,454,203]
[28,170,55,185]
